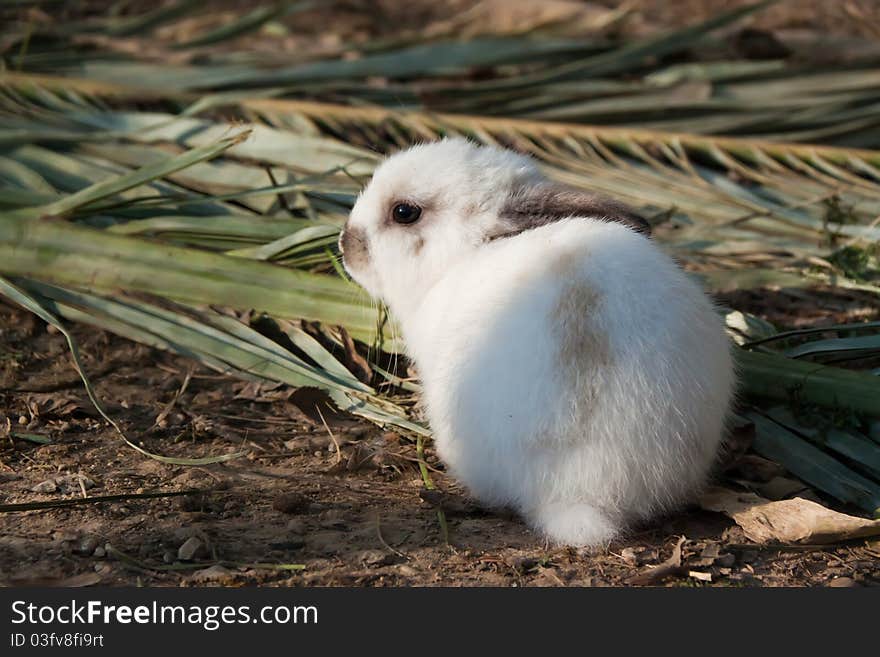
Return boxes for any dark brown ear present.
[492,182,650,240]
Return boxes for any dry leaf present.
[338,326,372,384]
[625,536,686,585]
[700,486,880,544]
[190,565,236,584]
[288,387,349,425]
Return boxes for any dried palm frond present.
[1,6,879,510]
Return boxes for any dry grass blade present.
[626,536,687,585]
[0,489,205,513]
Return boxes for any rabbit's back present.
[406,218,735,534]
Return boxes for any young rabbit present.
[340,138,735,547]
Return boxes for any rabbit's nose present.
[339,226,369,269]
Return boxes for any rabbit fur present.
[340,138,735,546]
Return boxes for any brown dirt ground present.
[3,1,880,589]
[1,291,879,588]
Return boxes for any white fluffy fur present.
[342,138,736,547]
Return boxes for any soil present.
[2,294,879,588]
[2,1,880,588]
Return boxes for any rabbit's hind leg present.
[528,501,618,548]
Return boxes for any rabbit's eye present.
[391,202,422,225]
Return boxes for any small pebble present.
[93,547,106,559]
[162,550,176,564]
[177,536,205,561]
[31,479,57,494]
[74,536,99,557]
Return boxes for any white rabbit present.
[340,138,735,547]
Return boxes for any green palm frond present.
[2,8,880,510]
[243,98,880,292]
[5,0,880,146]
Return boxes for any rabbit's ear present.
[491,182,650,240]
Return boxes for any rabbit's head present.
[340,138,648,316]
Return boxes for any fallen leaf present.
[700,486,880,544]
[625,536,686,585]
[191,565,235,584]
[338,326,372,384]
[288,387,349,425]
[619,547,639,566]
[827,577,859,588]
[688,570,712,582]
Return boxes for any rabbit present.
[339,137,736,547]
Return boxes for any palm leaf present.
[7,0,880,146]
[2,13,880,509]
